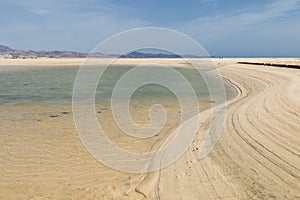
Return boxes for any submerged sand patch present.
[0,58,299,199]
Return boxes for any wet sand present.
[0,58,191,68]
[0,58,300,199]
[138,58,300,199]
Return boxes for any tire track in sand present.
[138,61,300,199]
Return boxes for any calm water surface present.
[0,65,236,105]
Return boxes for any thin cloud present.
[0,0,150,52]
[178,0,300,35]
[1,0,299,56]
[171,0,300,56]
[31,9,52,15]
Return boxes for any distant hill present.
[120,51,181,58]
[0,45,203,58]
[0,45,110,58]
[0,45,14,52]
[120,51,207,58]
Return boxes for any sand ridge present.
[136,59,300,199]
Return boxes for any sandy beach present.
[0,58,299,199]
[0,57,192,68]
[142,58,300,199]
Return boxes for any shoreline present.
[237,61,300,69]
[0,57,299,66]
[0,58,299,199]
[150,59,300,199]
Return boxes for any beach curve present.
[136,59,300,199]
[0,58,299,199]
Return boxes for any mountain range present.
[0,45,202,58]
[0,45,110,58]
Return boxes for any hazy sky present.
[1,0,300,56]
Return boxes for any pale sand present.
[0,58,300,199]
[0,57,191,67]
[136,58,300,199]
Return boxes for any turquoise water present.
[0,65,236,105]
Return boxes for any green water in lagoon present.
[0,65,236,105]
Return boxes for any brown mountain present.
[0,45,202,58]
[0,45,112,58]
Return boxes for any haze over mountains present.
[0,45,202,58]
[0,45,110,58]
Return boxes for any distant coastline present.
[0,44,205,59]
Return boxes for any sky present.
[0,0,300,57]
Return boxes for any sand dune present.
[0,58,299,199]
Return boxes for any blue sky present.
[1,0,300,56]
